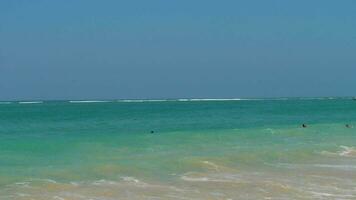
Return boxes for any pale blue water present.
[0,98,356,199]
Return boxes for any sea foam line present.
[117,98,249,102]
[117,99,170,102]
[266,163,356,170]
[18,101,43,104]
[69,100,110,103]
[189,98,242,101]
[339,146,356,157]
[116,98,298,102]
[320,146,356,158]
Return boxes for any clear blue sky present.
[1,0,355,100]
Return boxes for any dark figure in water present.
[302,124,307,128]
[346,124,353,128]
[150,130,155,134]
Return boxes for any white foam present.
[18,101,43,104]
[29,178,57,183]
[181,175,242,183]
[69,100,110,103]
[268,162,356,170]
[122,176,140,183]
[14,182,29,185]
[53,196,65,200]
[70,182,79,186]
[181,176,210,182]
[121,176,148,187]
[118,99,147,102]
[319,150,338,157]
[202,161,220,172]
[113,98,306,103]
[117,98,256,102]
[310,191,355,199]
[15,193,30,197]
[91,179,118,186]
[311,164,356,170]
[118,99,175,103]
[265,128,276,134]
[189,98,242,101]
[320,146,356,158]
[10,182,31,189]
[180,172,240,183]
[339,146,356,157]
[146,99,170,102]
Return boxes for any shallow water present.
[0,99,356,199]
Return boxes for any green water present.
[1,99,356,199]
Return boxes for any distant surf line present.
[0,97,350,105]
[0,102,12,104]
[116,98,244,103]
[117,98,275,102]
[18,101,43,104]
[114,97,351,102]
[69,100,111,103]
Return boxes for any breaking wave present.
[320,146,356,158]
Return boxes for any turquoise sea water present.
[1,99,356,199]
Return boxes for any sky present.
[0,0,356,100]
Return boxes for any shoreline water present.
[1,99,356,199]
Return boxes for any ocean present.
[0,98,355,199]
